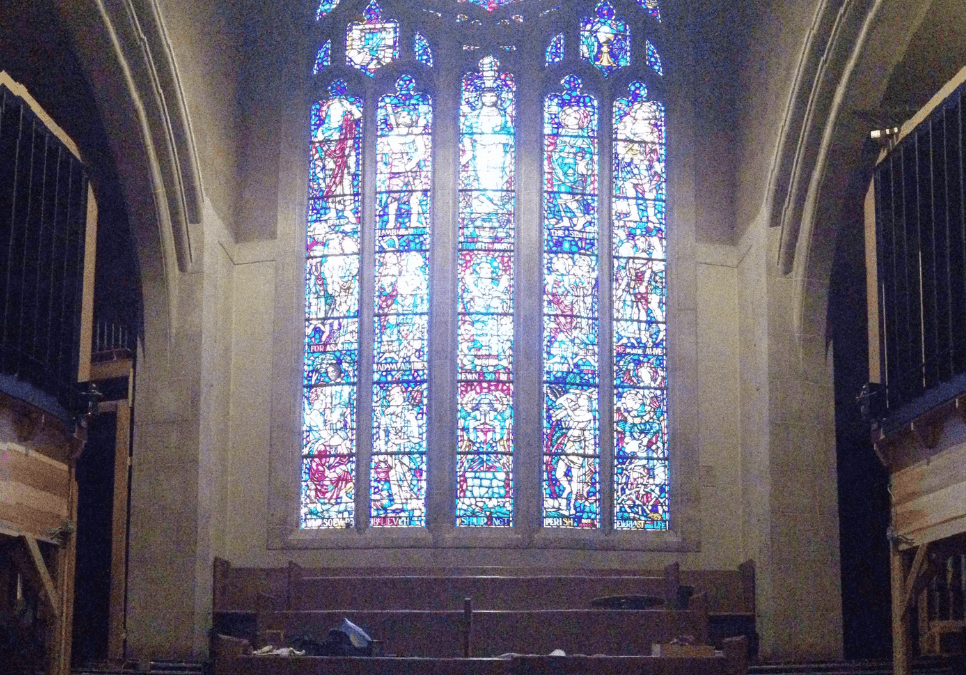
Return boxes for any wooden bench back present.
[256,606,707,659]
[213,558,755,615]
[470,608,708,657]
[288,574,670,611]
[258,609,467,658]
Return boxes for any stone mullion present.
[356,80,376,532]
[428,33,461,534]
[598,93,615,534]
[515,56,543,535]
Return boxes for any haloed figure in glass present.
[461,86,514,211]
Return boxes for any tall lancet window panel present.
[456,57,516,527]
[302,80,364,529]
[612,82,668,530]
[370,76,433,527]
[542,75,601,529]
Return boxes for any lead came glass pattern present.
[346,1,399,77]
[612,82,668,530]
[302,80,364,529]
[638,0,661,21]
[317,0,341,20]
[580,2,630,77]
[646,40,663,76]
[458,0,523,12]
[414,32,433,67]
[546,33,564,66]
[456,57,516,527]
[370,76,433,527]
[542,75,600,529]
[314,40,332,74]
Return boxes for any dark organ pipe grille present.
[874,81,966,428]
[0,85,89,412]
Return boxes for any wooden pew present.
[213,635,748,675]
[256,604,708,658]
[287,573,677,611]
[212,558,756,663]
[257,609,467,658]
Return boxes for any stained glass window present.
[369,76,433,527]
[316,0,341,20]
[612,82,668,530]
[542,75,600,529]
[302,80,364,529]
[302,0,670,535]
[456,57,516,527]
[580,1,630,77]
[458,0,523,12]
[314,40,332,74]
[546,33,564,66]
[414,31,433,66]
[647,40,663,76]
[346,1,399,77]
[638,0,661,22]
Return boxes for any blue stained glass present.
[303,384,356,454]
[457,451,513,527]
[613,258,666,323]
[370,76,432,527]
[580,2,630,77]
[458,0,523,12]
[615,388,666,458]
[615,457,667,529]
[302,80,364,529]
[637,0,661,21]
[457,380,513,525]
[305,318,359,386]
[543,451,599,528]
[314,41,331,74]
[371,453,427,527]
[302,455,355,528]
[457,57,516,527]
[545,316,599,385]
[458,314,513,378]
[613,81,668,531]
[414,31,433,66]
[316,0,341,20]
[647,40,664,75]
[546,34,564,66]
[542,75,600,529]
[346,1,399,76]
